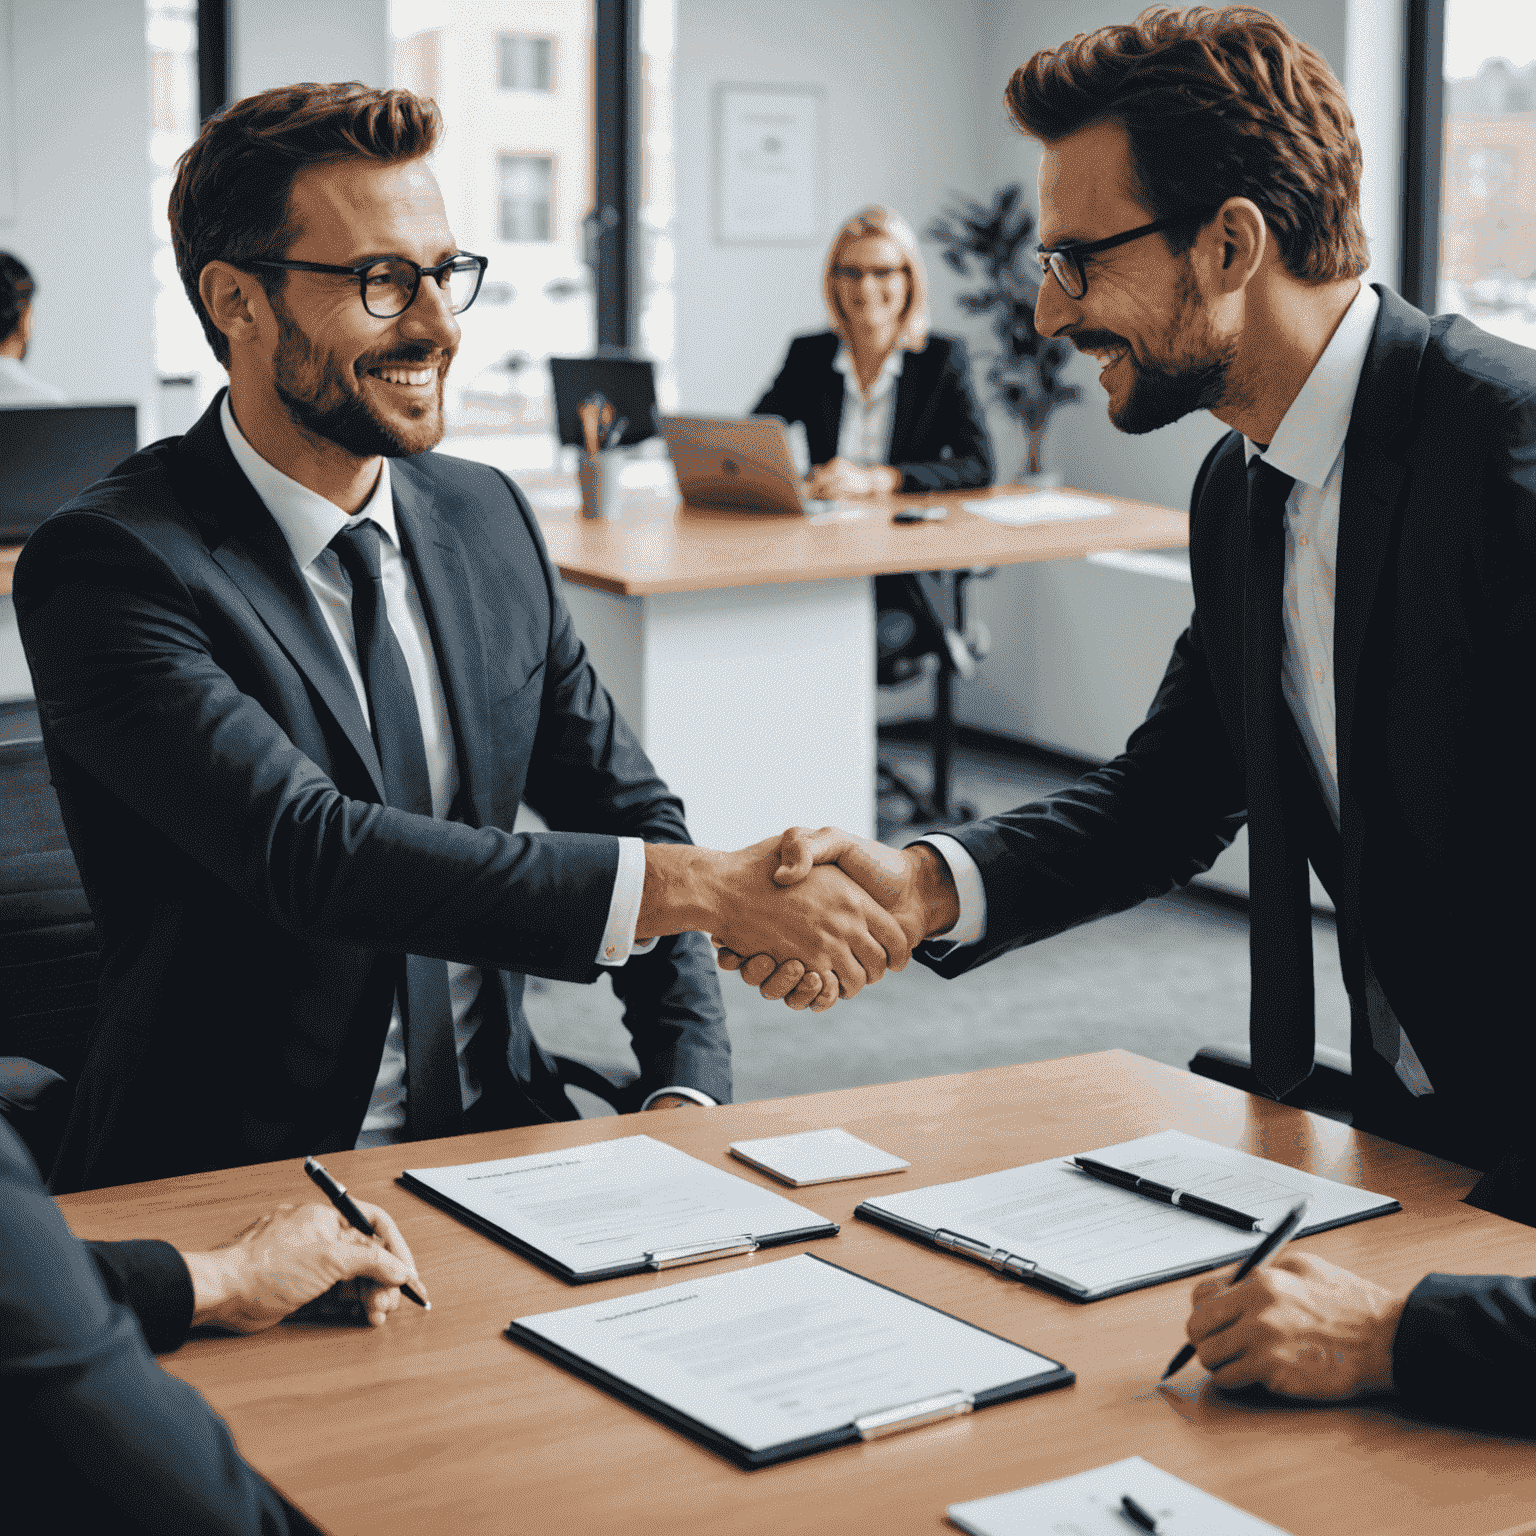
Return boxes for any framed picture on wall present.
[714,84,823,245]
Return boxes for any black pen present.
[304,1156,430,1309]
[1071,1155,1261,1231]
[1162,1196,1310,1379]
[1120,1493,1159,1532]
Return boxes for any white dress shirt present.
[218,399,693,1141]
[833,344,903,465]
[921,285,1431,1096]
[0,356,67,405]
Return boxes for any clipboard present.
[507,1253,1074,1468]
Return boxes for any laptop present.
[548,356,659,449]
[661,414,851,515]
[0,404,139,543]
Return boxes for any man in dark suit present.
[16,83,910,1193]
[727,15,1535,1214]
[1,1114,423,1532]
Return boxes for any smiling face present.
[831,233,912,342]
[261,155,461,458]
[1035,118,1233,435]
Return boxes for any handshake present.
[639,826,962,1012]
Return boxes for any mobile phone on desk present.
[893,505,947,523]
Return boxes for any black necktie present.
[330,521,461,1140]
[1242,457,1315,1100]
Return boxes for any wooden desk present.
[518,482,1187,848]
[0,544,18,597]
[59,1051,1536,1536]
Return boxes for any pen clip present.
[644,1234,758,1270]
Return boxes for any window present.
[498,155,554,243]
[1410,0,1536,345]
[499,35,553,92]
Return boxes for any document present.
[948,1456,1292,1535]
[402,1135,838,1283]
[961,492,1114,526]
[729,1127,910,1186]
[858,1130,1398,1300]
[510,1252,1072,1467]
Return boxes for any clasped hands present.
[708,827,958,1011]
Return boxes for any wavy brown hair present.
[1006,5,1368,284]
[170,82,443,366]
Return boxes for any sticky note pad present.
[729,1128,910,1187]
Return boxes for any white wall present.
[673,0,989,417]
[232,0,390,96]
[0,0,153,701]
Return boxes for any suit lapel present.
[174,397,387,801]
[392,461,491,815]
[1334,287,1431,797]
[889,347,921,459]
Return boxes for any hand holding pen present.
[305,1157,431,1311]
[1162,1198,1309,1379]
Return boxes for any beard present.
[271,303,450,458]
[1080,272,1236,436]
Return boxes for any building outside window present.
[498,154,554,241]
[1438,1,1536,347]
[499,35,553,91]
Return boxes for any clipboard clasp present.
[644,1234,758,1270]
[854,1389,974,1440]
[935,1227,1033,1276]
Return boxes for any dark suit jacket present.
[752,330,993,492]
[918,286,1536,1183]
[0,1118,322,1535]
[16,395,730,1193]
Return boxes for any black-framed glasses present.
[1034,212,1212,300]
[248,251,489,319]
[831,264,908,283]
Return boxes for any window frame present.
[496,33,557,95]
[495,151,558,245]
[1402,0,1448,311]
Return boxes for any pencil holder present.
[578,449,624,520]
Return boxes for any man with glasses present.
[15,82,909,1192]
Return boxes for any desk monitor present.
[0,404,138,544]
[661,414,810,513]
[548,357,659,449]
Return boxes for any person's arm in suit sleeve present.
[890,337,994,493]
[1,1125,323,1536]
[83,1239,196,1354]
[1393,1274,1536,1430]
[505,475,732,1105]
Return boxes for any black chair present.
[1188,1042,1354,1124]
[876,568,992,824]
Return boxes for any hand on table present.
[1182,1251,1407,1400]
[181,1199,427,1333]
[715,826,958,1008]
[804,458,901,499]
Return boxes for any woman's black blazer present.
[751,330,993,492]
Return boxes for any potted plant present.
[925,184,1080,484]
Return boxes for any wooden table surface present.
[529,482,1188,596]
[57,1051,1536,1536]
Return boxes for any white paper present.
[863,1130,1396,1298]
[515,1253,1058,1454]
[961,492,1114,526]
[949,1456,1292,1536]
[404,1135,831,1277]
[730,1128,910,1186]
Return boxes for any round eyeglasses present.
[1034,212,1212,300]
[247,252,489,319]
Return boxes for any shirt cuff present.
[596,837,657,965]
[640,1086,718,1110]
[913,834,986,947]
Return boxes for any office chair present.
[1188,1041,1354,1124]
[875,569,991,824]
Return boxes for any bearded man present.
[16,82,910,1192]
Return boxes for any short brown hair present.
[1006,5,1369,284]
[169,82,442,366]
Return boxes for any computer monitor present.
[0,404,139,544]
[548,357,659,450]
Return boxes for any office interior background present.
[1,0,1530,1103]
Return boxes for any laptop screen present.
[0,404,139,543]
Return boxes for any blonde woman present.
[752,205,993,496]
